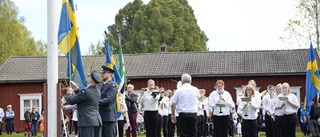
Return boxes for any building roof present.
[0,49,315,83]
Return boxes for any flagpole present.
[47,0,59,136]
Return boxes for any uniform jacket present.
[68,86,102,127]
[125,93,138,114]
[99,81,118,122]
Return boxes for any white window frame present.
[18,93,42,120]
[290,86,301,104]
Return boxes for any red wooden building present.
[0,49,316,132]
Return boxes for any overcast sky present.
[13,0,298,54]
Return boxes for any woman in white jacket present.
[238,85,260,137]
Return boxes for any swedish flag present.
[58,0,86,89]
[105,39,121,116]
[305,41,320,116]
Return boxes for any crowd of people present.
[44,69,315,137]
[0,65,317,137]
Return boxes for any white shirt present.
[138,90,160,111]
[0,108,4,122]
[254,91,261,112]
[118,97,128,120]
[168,99,172,115]
[208,90,235,116]
[171,83,200,113]
[160,96,170,116]
[262,92,274,115]
[198,97,206,116]
[198,100,205,116]
[238,95,260,120]
[275,93,299,115]
[273,96,283,116]
[72,110,78,121]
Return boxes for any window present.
[18,93,42,120]
[290,86,301,103]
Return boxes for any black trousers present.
[179,113,197,137]
[157,114,163,137]
[275,116,282,137]
[163,115,168,137]
[171,116,180,137]
[197,115,204,137]
[102,122,116,137]
[213,115,229,137]
[117,120,125,137]
[0,121,2,135]
[144,111,159,137]
[228,116,234,136]
[203,110,208,136]
[70,120,78,134]
[79,126,101,137]
[242,119,258,137]
[264,114,273,137]
[278,113,297,137]
[168,114,173,137]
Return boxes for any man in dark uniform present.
[67,70,102,137]
[99,65,118,137]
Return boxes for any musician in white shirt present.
[262,85,275,137]
[171,73,200,137]
[208,80,235,137]
[138,79,160,137]
[238,85,260,137]
[160,90,170,137]
[272,83,282,137]
[198,89,206,137]
[275,82,299,137]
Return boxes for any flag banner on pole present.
[58,0,86,89]
[118,39,127,94]
[105,39,121,118]
[305,40,320,116]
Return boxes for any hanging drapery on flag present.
[58,0,86,89]
[305,40,320,116]
[105,39,121,117]
[118,39,127,94]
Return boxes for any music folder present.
[216,103,225,107]
[241,97,251,102]
[279,96,288,101]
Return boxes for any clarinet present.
[218,92,223,113]
[283,91,286,114]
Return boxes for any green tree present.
[36,40,47,56]
[280,0,320,49]
[106,0,145,54]
[85,41,104,56]
[105,0,208,54]
[0,0,43,65]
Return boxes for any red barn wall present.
[0,75,308,132]
[0,83,45,132]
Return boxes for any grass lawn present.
[0,131,306,137]
[0,132,43,137]
[135,131,306,137]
